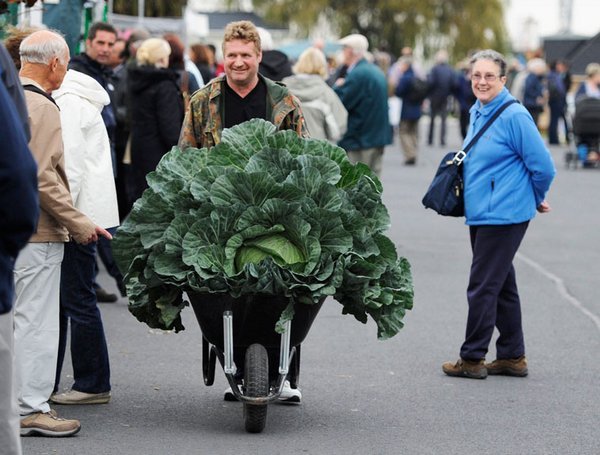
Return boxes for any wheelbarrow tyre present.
[243,343,269,433]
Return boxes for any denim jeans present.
[95,226,124,291]
[55,241,111,394]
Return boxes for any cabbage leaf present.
[113,119,413,339]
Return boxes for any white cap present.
[256,27,274,51]
[338,34,369,53]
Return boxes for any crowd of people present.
[5,14,600,452]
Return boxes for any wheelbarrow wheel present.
[243,343,269,433]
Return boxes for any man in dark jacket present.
[547,60,567,144]
[69,22,124,302]
[334,34,392,176]
[427,50,456,146]
[69,22,118,146]
[395,56,423,165]
[0,43,38,455]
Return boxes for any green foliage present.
[113,119,414,340]
[112,0,245,17]
[110,1,507,61]
[112,0,187,17]
[251,0,508,61]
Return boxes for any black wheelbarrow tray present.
[189,292,324,433]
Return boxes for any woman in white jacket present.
[283,47,347,143]
[50,69,119,405]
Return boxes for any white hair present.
[527,58,547,75]
[256,27,273,51]
[20,30,68,66]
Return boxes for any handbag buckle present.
[452,150,466,165]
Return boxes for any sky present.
[505,0,600,46]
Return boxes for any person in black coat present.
[128,38,184,202]
[522,58,547,128]
[427,50,457,146]
[455,63,477,139]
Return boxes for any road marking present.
[516,252,600,332]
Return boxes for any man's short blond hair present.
[222,21,261,54]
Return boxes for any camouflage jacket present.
[178,74,308,149]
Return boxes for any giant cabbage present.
[113,119,413,339]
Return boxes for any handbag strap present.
[453,99,518,164]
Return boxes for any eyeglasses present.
[471,73,502,82]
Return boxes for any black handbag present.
[422,100,517,216]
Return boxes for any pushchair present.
[189,293,324,433]
[565,96,600,168]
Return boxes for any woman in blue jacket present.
[442,50,556,380]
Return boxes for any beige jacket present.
[21,77,95,243]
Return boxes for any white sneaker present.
[223,385,241,401]
[278,380,301,404]
[224,381,302,403]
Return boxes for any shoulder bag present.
[422,99,518,217]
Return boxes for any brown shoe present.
[485,356,528,377]
[95,286,118,303]
[20,411,81,437]
[442,358,487,379]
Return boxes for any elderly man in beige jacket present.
[14,29,111,438]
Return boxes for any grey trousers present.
[347,147,384,176]
[399,119,419,161]
[14,242,63,415]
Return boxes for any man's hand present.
[96,226,113,240]
[82,226,113,244]
[537,200,551,213]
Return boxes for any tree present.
[251,0,508,62]
[112,0,187,17]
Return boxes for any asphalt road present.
[22,118,600,455]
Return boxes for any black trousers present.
[460,222,529,361]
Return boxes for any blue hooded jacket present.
[462,88,556,225]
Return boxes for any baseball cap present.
[338,34,369,52]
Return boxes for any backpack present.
[406,77,429,103]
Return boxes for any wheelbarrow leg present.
[289,344,301,389]
[278,319,292,376]
[202,336,217,386]
[223,310,236,375]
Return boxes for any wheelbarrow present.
[189,293,324,433]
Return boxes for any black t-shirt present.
[223,77,267,128]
